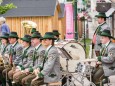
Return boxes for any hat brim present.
[0,36,8,39]
[54,33,60,36]
[9,35,19,39]
[100,34,114,39]
[95,15,107,18]
[31,36,42,39]
[40,37,56,40]
[20,38,31,42]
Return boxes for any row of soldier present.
[0,29,61,86]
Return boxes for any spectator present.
[0,17,10,36]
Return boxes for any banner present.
[65,3,74,39]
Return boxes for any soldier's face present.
[31,38,40,47]
[100,36,109,44]
[22,41,29,47]
[8,38,17,44]
[97,17,104,24]
[43,39,52,46]
[1,38,7,44]
[54,36,57,38]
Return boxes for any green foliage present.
[0,3,16,14]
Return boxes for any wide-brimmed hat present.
[41,32,56,40]
[31,28,36,34]
[31,32,42,39]
[53,30,60,36]
[20,35,31,42]
[0,33,9,39]
[100,30,114,39]
[9,32,19,38]
[95,13,107,18]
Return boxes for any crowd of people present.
[0,12,115,86]
[92,13,115,86]
[0,27,61,86]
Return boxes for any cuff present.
[19,65,25,70]
[21,66,25,70]
[98,56,102,61]
[29,67,33,72]
[38,72,44,78]
[17,66,21,70]
[38,66,43,71]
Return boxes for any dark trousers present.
[31,78,44,86]
[93,66,104,84]
[2,67,12,86]
[21,73,36,86]
[0,66,5,86]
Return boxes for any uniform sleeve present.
[14,45,23,65]
[101,48,115,63]
[39,50,58,77]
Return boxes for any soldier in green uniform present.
[2,32,23,86]
[31,32,61,86]
[10,35,34,86]
[21,32,45,86]
[92,13,111,56]
[93,30,115,86]
[0,33,10,86]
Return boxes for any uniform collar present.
[46,45,52,51]
[24,46,30,51]
[99,21,106,26]
[12,41,18,47]
[105,41,111,47]
[35,43,41,50]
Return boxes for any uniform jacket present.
[33,44,45,70]
[18,46,34,70]
[10,42,23,65]
[0,44,11,64]
[39,46,60,83]
[93,22,111,51]
[100,41,115,76]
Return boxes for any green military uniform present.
[21,32,45,86]
[31,32,61,86]
[93,13,111,56]
[11,35,34,86]
[93,30,115,85]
